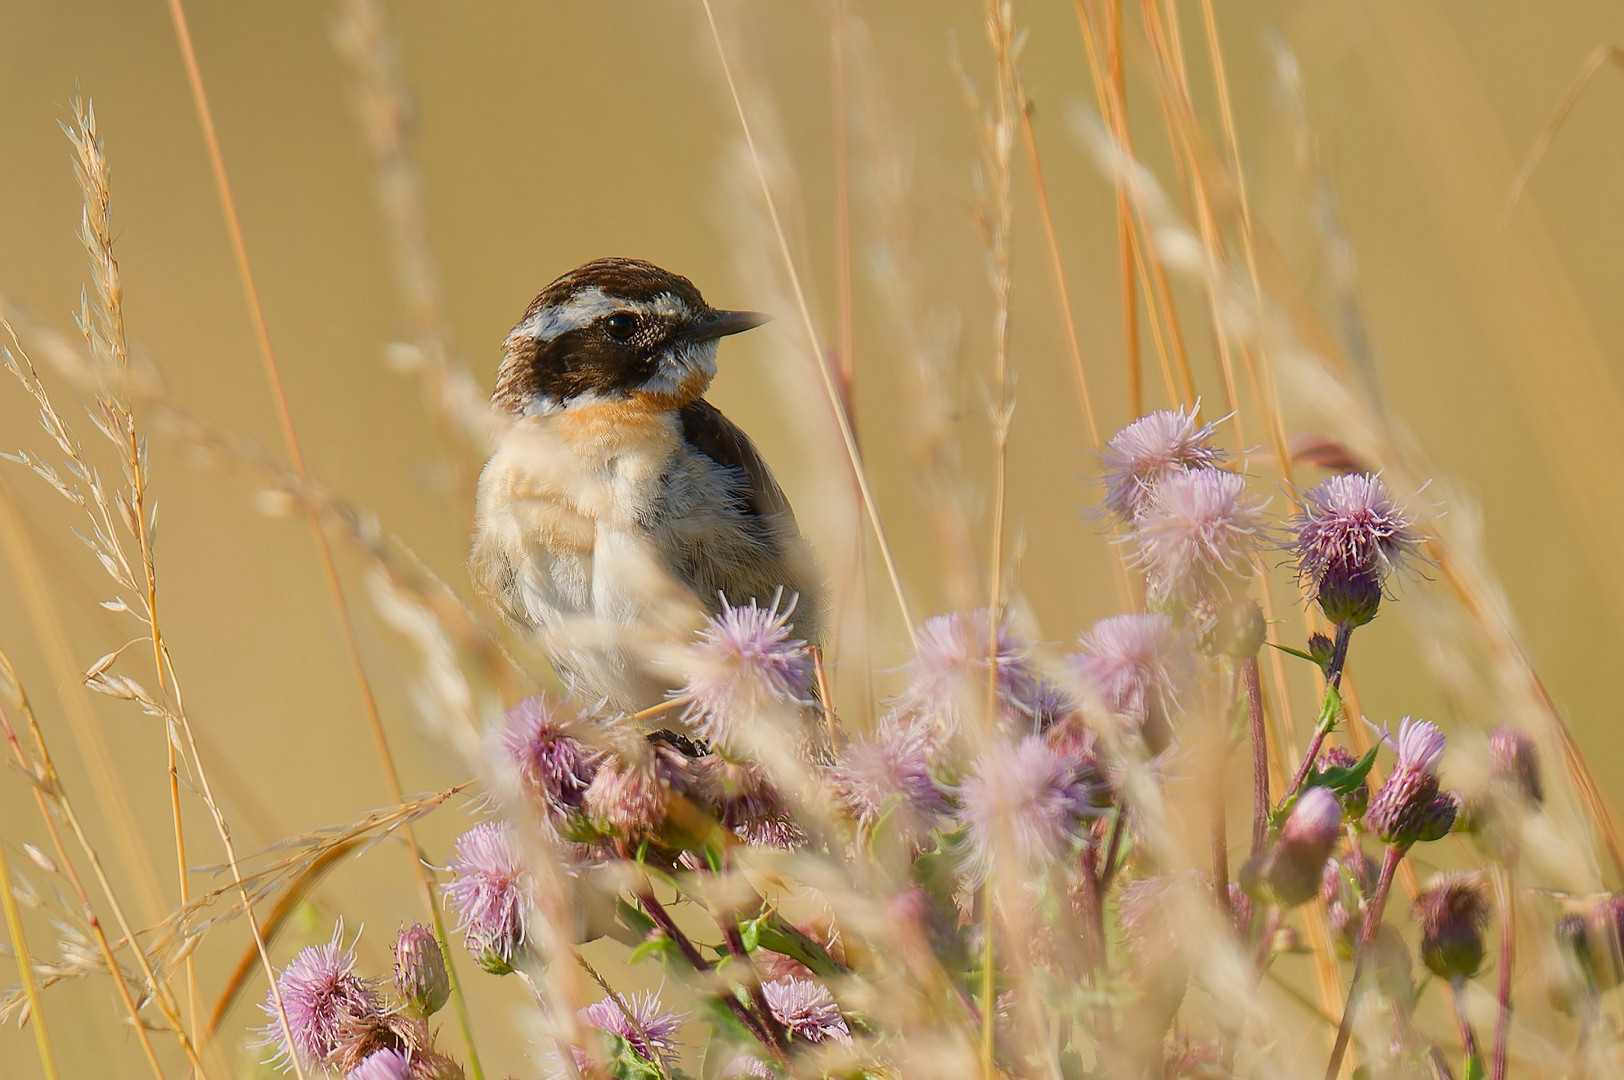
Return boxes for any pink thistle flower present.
[347,1048,412,1080]
[259,926,384,1071]
[1068,613,1187,754]
[694,754,805,849]
[583,737,699,847]
[899,608,1043,730]
[1288,473,1421,627]
[956,734,1099,885]
[579,989,687,1067]
[443,822,528,975]
[1100,407,1226,524]
[677,593,814,748]
[490,695,599,830]
[762,977,851,1045]
[1368,718,1453,850]
[830,717,949,843]
[1133,467,1269,606]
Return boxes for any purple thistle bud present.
[582,738,699,848]
[1488,725,1543,806]
[1414,872,1491,982]
[1288,473,1420,628]
[579,989,687,1067]
[1100,407,1226,524]
[956,734,1099,885]
[1069,613,1186,754]
[694,754,805,849]
[1555,896,1624,1002]
[1368,719,1449,850]
[762,977,851,1045]
[491,695,599,831]
[443,822,528,975]
[1317,745,1370,821]
[1132,467,1269,607]
[900,608,1047,731]
[1306,632,1336,668]
[830,717,950,844]
[1261,786,1343,908]
[347,1048,412,1080]
[259,927,384,1072]
[392,924,450,1018]
[678,593,814,749]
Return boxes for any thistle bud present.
[1487,725,1543,807]
[1414,873,1490,982]
[1259,787,1342,908]
[1553,895,1624,1006]
[1367,718,1448,850]
[1322,850,1377,960]
[1213,598,1266,660]
[392,924,450,1017]
[1306,632,1336,669]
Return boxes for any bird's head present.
[493,257,770,415]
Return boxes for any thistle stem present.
[637,887,780,1054]
[1449,977,1483,1071]
[1492,864,1516,1080]
[1325,844,1403,1080]
[1283,622,1354,806]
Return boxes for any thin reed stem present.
[1245,656,1269,858]
[0,821,59,1080]
[1492,864,1515,1080]
[1325,845,1404,1080]
[160,4,485,1073]
[699,0,915,644]
[1448,977,1482,1073]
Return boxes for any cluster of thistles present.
[252,410,1596,1079]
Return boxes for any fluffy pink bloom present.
[956,734,1099,885]
[259,927,383,1071]
[579,989,687,1067]
[1100,407,1226,523]
[830,717,950,842]
[1289,473,1420,626]
[491,695,599,829]
[900,609,1043,730]
[1395,717,1446,776]
[583,738,699,846]
[694,754,805,849]
[443,822,528,974]
[1368,718,1454,849]
[1068,613,1186,753]
[678,594,814,748]
[347,1048,411,1080]
[763,977,851,1045]
[1133,467,1268,606]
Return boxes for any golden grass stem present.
[0,823,58,1080]
[159,4,486,1073]
[700,0,916,646]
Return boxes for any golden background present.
[3,2,1624,1076]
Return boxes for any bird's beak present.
[684,308,772,342]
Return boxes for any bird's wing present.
[677,399,795,524]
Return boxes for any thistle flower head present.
[1289,473,1420,627]
[956,734,1099,886]
[830,716,950,842]
[1368,719,1451,849]
[442,822,528,975]
[1132,467,1268,607]
[392,923,450,1018]
[1069,613,1186,754]
[347,1048,412,1080]
[259,926,384,1072]
[694,753,805,849]
[1100,407,1226,523]
[762,977,851,1045]
[583,737,699,848]
[678,593,814,748]
[897,608,1045,731]
[1414,872,1491,981]
[491,695,599,829]
[579,989,687,1067]
[1257,786,1343,908]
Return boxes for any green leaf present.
[617,898,657,939]
[1305,744,1379,798]
[739,915,762,953]
[1315,683,1344,735]
[758,914,847,979]
[1465,1056,1487,1080]
[1268,640,1328,671]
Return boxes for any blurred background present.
[3,2,1624,1076]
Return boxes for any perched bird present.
[471,257,821,714]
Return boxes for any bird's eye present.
[604,313,637,341]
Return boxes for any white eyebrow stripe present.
[513,289,698,345]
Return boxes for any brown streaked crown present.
[494,257,722,414]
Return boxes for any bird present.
[470,257,822,715]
